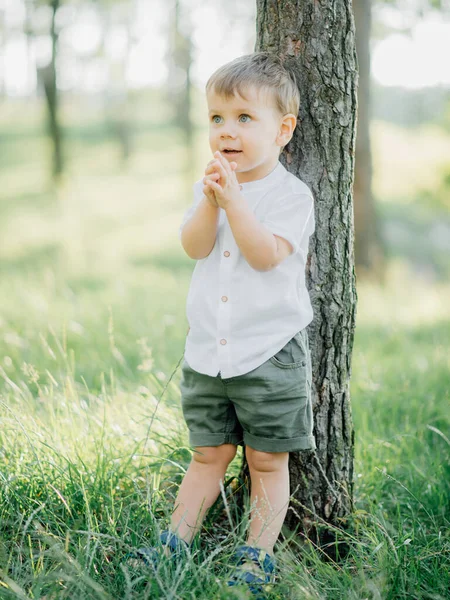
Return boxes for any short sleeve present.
[178,180,204,241]
[262,193,315,254]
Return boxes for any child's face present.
[207,85,294,183]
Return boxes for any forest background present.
[0,0,449,598]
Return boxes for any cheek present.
[209,130,217,148]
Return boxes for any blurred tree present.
[372,83,449,127]
[0,7,5,101]
[251,0,358,556]
[353,0,448,278]
[33,0,63,180]
[353,0,381,277]
[167,0,193,148]
[99,0,135,165]
[166,0,255,156]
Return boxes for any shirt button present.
[220,339,227,345]
[223,251,230,257]
[221,296,228,302]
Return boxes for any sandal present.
[125,529,191,570]
[226,545,276,597]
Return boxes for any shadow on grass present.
[0,243,62,273]
[0,190,56,217]
[0,121,183,174]
[379,199,450,282]
[66,274,109,293]
[0,118,176,145]
[354,317,450,347]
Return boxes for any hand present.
[203,158,222,207]
[203,154,238,208]
[203,151,242,210]
[203,172,220,207]
[204,154,238,188]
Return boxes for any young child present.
[138,52,315,596]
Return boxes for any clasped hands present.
[202,151,243,210]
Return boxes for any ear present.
[276,113,297,147]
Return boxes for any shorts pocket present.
[269,330,308,370]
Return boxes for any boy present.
[137,52,315,595]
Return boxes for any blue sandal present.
[125,530,191,569]
[226,545,276,597]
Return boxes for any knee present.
[245,446,289,473]
[193,444,237,468]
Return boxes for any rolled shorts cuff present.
[188,431,244,448]
[243,431,316,453]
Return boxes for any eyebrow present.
[208,108,256,114]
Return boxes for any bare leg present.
[170,444,237,544]
[245,448,290,556]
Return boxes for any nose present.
[220,122,237,139]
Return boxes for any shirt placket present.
[217,218,234,377]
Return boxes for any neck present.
[236,157,280,184]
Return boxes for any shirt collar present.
[239,161,285,192]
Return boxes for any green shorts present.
[179,328,316,453]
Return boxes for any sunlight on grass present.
[356,259,450,327]
[372,120,450,203]
[0,97,449,599]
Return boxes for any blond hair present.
[206,52,300,117]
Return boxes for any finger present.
[203,185,217,201]
[205,179,223,193]
[203,172,219,183]
[205,155,220,169]
[205,163,217,175]
[214,150,230,169]
[211,158,228,181]
[230,162,237,170]
[214,151,232,174]
[203,180,217,192]
[203,188,218,204]
[205,160,225,176]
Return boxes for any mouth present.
[222,149,242,156]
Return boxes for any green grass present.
[0,94,449,599]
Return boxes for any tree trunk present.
[253,0,358,553]
[353,0,384,278]
[37,0,63,180]
[0,7,6,101]
[167,0,193,148]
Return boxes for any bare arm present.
[180,195,220,259]
[204,152,293,271]
[225,200,288,271]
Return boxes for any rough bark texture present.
[353,0,384,276]
[255,0,358,550]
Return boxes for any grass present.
[0,92,449,599]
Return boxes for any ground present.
[0,93,449,599]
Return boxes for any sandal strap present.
[229,568,266,586]
[233,545,276,574]
[125,546,158,568]
[125,530,190,569]
[160,529,190,552]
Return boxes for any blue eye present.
[212,115,222,124]
[239,114,251,123]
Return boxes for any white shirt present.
[178,160,315,379]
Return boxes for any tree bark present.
[253,0,358,553]
[353,0,384,277]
